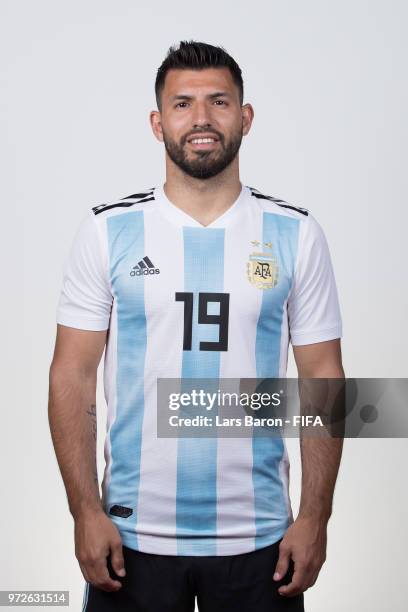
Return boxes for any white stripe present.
[278,295,290,377]
[81,582,89,612]
[101,297,118,509]
[215,203,264,554]
[278,442,294,523]
[135,209,184,554]
[100,214,118,511]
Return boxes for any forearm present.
[48,366,103,520]
[297,365,345,523]
[298,436,343,522]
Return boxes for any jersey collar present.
[154,182,248,229]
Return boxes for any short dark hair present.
[155,40,244,111]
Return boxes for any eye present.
[175,102,189,108]
[214,100,227,105]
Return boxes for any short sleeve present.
[56,211,113,331]
[287,213,342,346]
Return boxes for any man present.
[48,40,344,612]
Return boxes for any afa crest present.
[247,241,279,290]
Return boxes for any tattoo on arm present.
[86,403,97,441]
[86,403,98,485]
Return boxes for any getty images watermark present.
[156,378,408,438]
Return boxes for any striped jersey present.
[56,182,342,556]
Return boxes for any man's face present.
[154,68,247,179]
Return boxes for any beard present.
[162,125,243,180]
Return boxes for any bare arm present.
[296,338,344,522]
[48,324,106,518]
[48,324,125,591]
[273,338,345,598]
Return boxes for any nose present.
[193,122,212,129]
[191,101,212,129]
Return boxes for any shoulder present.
[247,186,331,250]
[247,185,309,218]
[91,188,156,217]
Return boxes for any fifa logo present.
[247,240,279,290]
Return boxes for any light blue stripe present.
[177,227,225,555]
[253,212,300,548]
[106,211,147,550]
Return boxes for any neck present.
[163,157,242,227]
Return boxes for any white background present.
[1,1,407,610]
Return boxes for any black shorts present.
[82,538,305,612]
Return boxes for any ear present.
[242,103,254,136]
[150,110,164,142]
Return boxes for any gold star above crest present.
[251,240,260,247]
[264,242,273,249]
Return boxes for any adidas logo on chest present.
[130,255,160,276]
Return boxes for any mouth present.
[186,134,220,150]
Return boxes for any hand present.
[74,509,126,592]
[273,516,327,597]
